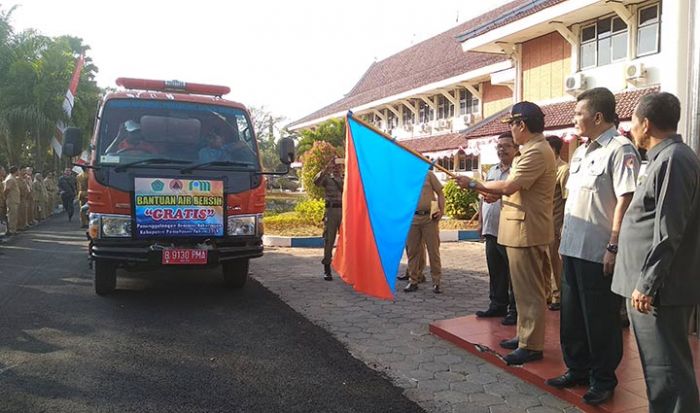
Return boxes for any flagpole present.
[347,113,457,178]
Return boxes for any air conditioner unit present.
[437,119,449,129]
[420,123,431,133]
[625,62,646,81]
[463,114,474,125]
[564,73,587,94]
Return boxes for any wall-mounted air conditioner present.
[564,73,587,95]
[625,62,646,81]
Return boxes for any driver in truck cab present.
[198,132,257,164]
[116,120,157,154]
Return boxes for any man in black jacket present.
[57,168,77,222]
[612,92,700,413]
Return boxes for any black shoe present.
[546,372,589,389]
[403,283,418,292]
[432,285,441,294]
[503,348,543,365]
[499,337,519,350]
[501,313,517,325]
[397,274,409,281]
[548,302,561,311]
[583,387,614,405]
[323,274,332,281]
[475,307,507,318]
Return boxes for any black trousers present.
[61,194,74,220]
[629,302,700,413]
[484,235,516,314]
[561,256,622,390]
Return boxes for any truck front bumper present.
[90,238,263,268]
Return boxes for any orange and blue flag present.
[333,113,431,300]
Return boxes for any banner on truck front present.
[134,177,225,238]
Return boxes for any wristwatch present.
[468,181,477,190]
[606,243,618,254]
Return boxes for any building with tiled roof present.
[292,0,695,178]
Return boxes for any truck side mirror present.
[62,127,83,158]
[278,137,295,165]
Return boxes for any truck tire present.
[222,259,249,288]
[94,259,117,295]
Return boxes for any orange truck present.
[62,78,294,295]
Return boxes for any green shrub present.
[443,180,479,220]
[294,198,326,225]
[300,141,342,200]
[263,211,323,236]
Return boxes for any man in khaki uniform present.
[314,158,344,281]
[404,169,445,293]
[32,173,47,221]
[545,136,569,311]
[76,167,89,227]
[4,166,21,235]
[17,167,29,230]
[457,102,555,365]
[44,172,57,215]
[24,167,35,225]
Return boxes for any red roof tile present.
[463,86,661,140]
[400,87,661,153]
[288,2,536,129]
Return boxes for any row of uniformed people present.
[1,165,89,236]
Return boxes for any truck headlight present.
[227,214,261,236]
[101,214,132,238]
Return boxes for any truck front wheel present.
[94,259,117,295]
[222,259,249,288]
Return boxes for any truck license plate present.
[162,249,208,265]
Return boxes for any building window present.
[637,3,660,56]
[386,110,397,130]
[419,101,433,124]
[437,96,455,119]
[580,15,628,69]
[459,89,479,115]
[402,102,415,126]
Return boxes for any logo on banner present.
[151,180,165,192]
[169,179,183,191]
[189,180,211,192]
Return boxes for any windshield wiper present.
[181,160,255,174]
[114,158,191,172]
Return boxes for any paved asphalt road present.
[0,214,424,413]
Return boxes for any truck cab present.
[63,78,294,295]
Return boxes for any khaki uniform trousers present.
[18,198,27,229]
[79,197,89,226]
[26,192,35,224]
[506,245,550,351]
[322,207,342,266]
[406,217,441,286]
[6,201,19,233]
[545,236,562,304]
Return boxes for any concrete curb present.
[263,229,480,248]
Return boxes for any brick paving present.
[251,242,581,413]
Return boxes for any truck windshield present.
[97,99,259,170]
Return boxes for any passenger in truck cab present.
[115,120,158,154]
[198,132,257,165]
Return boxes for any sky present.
[10,0,513,124]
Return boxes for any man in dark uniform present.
[58,168,77,222]
[613,92,700,413]
[314,158,344,281]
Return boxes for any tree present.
[248,106,294,174]
[296,118,345,157]
[0,6,101,169]
[300,141,342,200]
